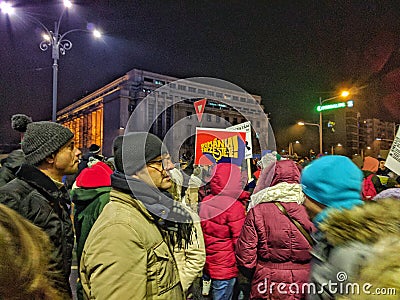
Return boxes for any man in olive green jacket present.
[80,132,193,299]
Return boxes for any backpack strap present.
[274,202,314,246]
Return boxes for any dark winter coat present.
[236,160,314,299]
[71,187,111,268]
[199,163,246,280]
[0,149,25,187]
[0,164,74,297]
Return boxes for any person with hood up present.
[236,159,315,299]
[314,198,400,299]
[361,156,399,200]
[199,162,246,300]
[301,155,366,299]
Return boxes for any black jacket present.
[0,149,25,187]
[0,164,74,296]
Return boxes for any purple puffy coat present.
[236,160,315,299]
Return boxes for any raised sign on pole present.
[194,98,207,122]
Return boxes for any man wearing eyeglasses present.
[80,132,194,300]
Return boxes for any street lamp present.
[288,140,300,156]
[331,143,342,155]
[317,91,350,154]
[297,121,322,153]
[2,1,102,122]
[0,1,15,15]
[38,1,102,122]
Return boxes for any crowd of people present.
[0,114,400,300]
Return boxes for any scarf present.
[111,171,193,249]
[248,182,305,211]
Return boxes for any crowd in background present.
[0,114,400,300]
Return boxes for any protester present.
[80,132,193,299]
[236,160,315,299]
[0,121,80,297]
[70,161,113,300]
[77,143,104,175]
[0,114,31,187]
[361,156,399,199]
[168,168,206,299]
[346,234,400,300]
[199,162,246,300]
[0,148,25,187]
[373,187,400,201]
[0,204,64,300]
[317,198,400,299]
[301,155,365,299]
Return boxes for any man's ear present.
[45,154,55,164]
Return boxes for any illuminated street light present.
[375,138,394,142]
[4,1,102,122]
[0,1,15,15]
[297,121,321,153]
[288,140,300,156]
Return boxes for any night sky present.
[1,1,400,150]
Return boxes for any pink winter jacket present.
[236,160,315,299]
[199,163,246,280]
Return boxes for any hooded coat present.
[309,198,400,299]
[199,163,246,280]
[236,160,315,299]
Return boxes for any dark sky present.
[1,1,400,149]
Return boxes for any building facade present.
[58,69,270,158]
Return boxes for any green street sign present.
[316,100,354,112]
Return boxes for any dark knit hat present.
[22,121,74,165]
[11,114,32,133]
[89,144,101,154]
[113,132,168,175]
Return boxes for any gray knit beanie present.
[114,132,168,175]
[22,121,74,165]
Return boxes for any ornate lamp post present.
[2,0,102,122]
[38,0,102,122]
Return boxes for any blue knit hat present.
[301,155,364,223]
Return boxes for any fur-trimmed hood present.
[320,198,400,246]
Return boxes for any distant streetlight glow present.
[341,90,350,97]
[0,1,15,15]
[63,0,72,8]
[42,33,51,41]
[93,29,102,38]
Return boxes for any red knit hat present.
[76,161,113,188]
